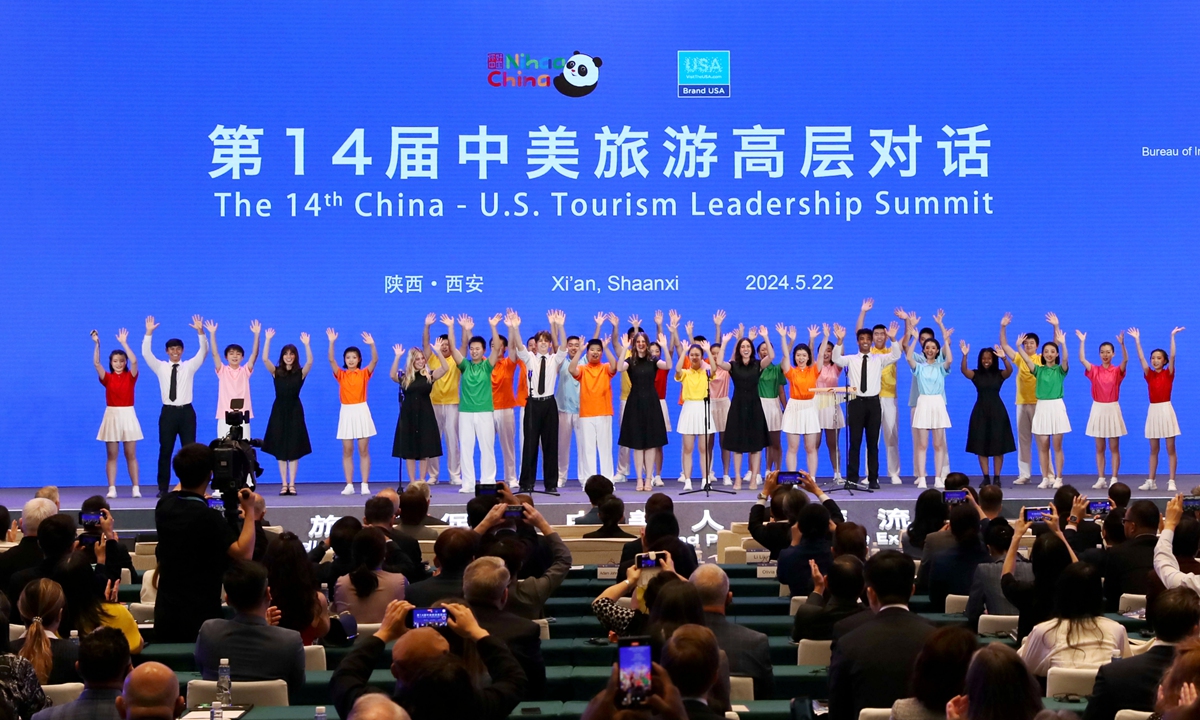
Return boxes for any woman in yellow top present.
[58,554,144,653]
[675,339,719,485]
[779,323,826,478]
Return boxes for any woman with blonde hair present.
[391,327,449,486]
[14,579,79,685]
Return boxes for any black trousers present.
[846,395,882,482]
[157,404,197,493]
[520,396,560,491]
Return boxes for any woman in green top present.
[1016,327,1070,489]
[757,340,787,478]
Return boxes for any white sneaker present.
[722,475,732,486]
[1139,479,1157,491]
[341,483,355,496]
[915,477,928,489]
[1109,477,1119,487]
[1051,477,1063,489]
[890,475,902,485]
[652,476,664,487]
[832,473,844,483]
[458,486,474,494]
[131,486,141,499]
[1037,477,1053,489]
[1092,477,1108,490]
[361,482,371,495]
[106,486,117,499]
[1169,480,1178,492]
[612,474,626,484]
[934,477,945,489]
[1013,476,1030,485]
[743,471,752,483]
[449,478,462,486]
[682,479,694,491]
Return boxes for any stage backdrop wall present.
[1,2,1198,487]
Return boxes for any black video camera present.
[209,399,263,521]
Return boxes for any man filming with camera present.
[154,443,261,643]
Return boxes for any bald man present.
[349,694,412,720]
[690,564,774,699]
[116,662,184,720]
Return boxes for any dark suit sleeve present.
[330,635,387,720]
[927,556,947,611]
[476,634,528,720]
[749,503,772,547]
[307,541,328,564]
[822,498,845,525]
[1081,663,1115,720]
[827,639,854,720]
[287,635,306,701]
[752,633,775,700]
[966,571,986,629]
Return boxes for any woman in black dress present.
[390,342,447,487]
[261,330,314,495]
[712,326,773,490]
[960,341,1015,486]
[617,323,669,492]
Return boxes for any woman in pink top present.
[816,323,845,481]
[333,527,406,624]
[204,319,261,439]
[1077,330,1129,490]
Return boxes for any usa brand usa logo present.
[678,50,730,98]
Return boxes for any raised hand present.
[601,334,612,347]
[758,325,769,338]
[887,321,900,340]
[457,314,474,331]
[607,312,619,325]
[748,326,758,340]
[505,309,519,326]
[959,340,969,354]
[593,311,607,324]
[1015,333,1028,346]
[203,319,218,334]
[775,322,787,336]
[893,307,908,320]
[668,309,681,327]
[440,314,455,328]
[487,313,502,327]
[861,297,874,312]
[654,309,664,325]
[1054,328,1066,345]
[116,328,129,344]
[425,313,436,326]
[832,323,846,340]
[250,319,262,334]
[993,344,1006,358]
[1116,331,1125,344]
[628,314,642,328]
[1000,312,1012,327]
[361,332,375,345]
[713,309,726,324]
[698,339,711,353]
[1127,327,1140,340]
[933,308,946,325]
[807,324,819,338]
[822,322,831,337]
[326,328,338,342]
[299,332,310,344]
[787,325,797,342]
[189,315,204,332]
[944,327,955,338]
[656,333,668,348]
[620,334,631,351]
[1075,329,1086,341]
[1045,311,1060,326]
[393,344,404,356]
[91,330,100,344]
[722,331,735,344]
[1173,326,1187,336]
[734,323,745,339]
[264,328,275,341]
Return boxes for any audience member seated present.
[56,553,142,653]
[778,502,834,597]
[1148,517,1200,628]
[978,484,1005,526]
[592,559,684,636]
[6,514,76,607]
[1151,637,1200,719]
[194,560,305,698]
[334,528,407,623]
[1085,587,1200,720]
[583,496,636,539]
[927,504,991,612]
[349,694,412,720]
[749,473,844,561]
[1017,561,1131,677]
[115,662,184,720]
[577,475,614,525]
[792,555,868,642]
[76,496,137,584]
[1003,508,1077,640]
[578,660,690,720]
[12,580,79,685]
[312,516,362,589]
[0,625,48,720]
[943,472,971,491]
[263,532,330,645]
[462,556,545,699]
[618,509,698,581]
[890,626,978,720]
[31,627,131,720]
[363,497,424,581]
[330,600,526,720]
[0,499,56,594]
[662,624,724,720]
[34,488,59,511]
[691,564,774,699]
[1093,498,1161,612]
[1036,486,1103,555]
[395,486,439,540]
[405,528,479,607]
[828,550,935,720]
[644,582,730,713]
[249,493,270,563]
[154,443,259,643]
[833,522,868,562]
[1109,482,1131,512]
[476,502,571,619]
[406,481,446,526]
[903,489,949,559]
[968,520,1032,629]
[468,486,553,580]
[945,643,1044,720]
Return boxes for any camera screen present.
[1024,507,1052,522]
[776,471,802,485]
[943,490,968,505]
[1184,498,1200,512]
[1088,500,1113,515]
[618,642,652,707]
[475,484,498,497]
[636,553,660,569]
[503,505,525,519]
[208,497,225,510]
[412,608,448,628]
[79,512,102,526]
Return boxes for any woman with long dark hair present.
[56,552,142,653]
[1001,507,1077,641]
[946,643,1043,720]
[961,342,1015,486]
[262,532,330,645]
[892,626,978,720]
[616,320,670,492]
[261,329,314,495]
[333,527,405,623]
[712,326,773,490]
[902,489,949,558]
[1016,561,1130,677]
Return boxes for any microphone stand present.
[682,367,733,497]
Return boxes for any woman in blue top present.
[906,310,954,489]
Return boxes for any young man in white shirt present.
[141,314,208,498]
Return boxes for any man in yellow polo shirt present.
[856,299,902,484]
[1000,312,1048,484]
[423,314,462,485]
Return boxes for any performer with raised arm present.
[614,316,642,484]
[327,327,379,495]
[1130,326,1185,492]
[92,327,142,498]
[444,313,503,493]
[709,310,734,485]
[1010,313,1069,489]
[423,313,462,485]
[490,321,520,483]
[779,323,824,478]
[1076,329,1128,490]
[816,323,845,481]
[857,299,902,484]
[906,310,954,489]
[554,315,597,486]
[960,340,1014,486]
[831,316,901,490]
[712,325,773,490]
[616,319,670,492]
[675,338,717,491]
[1000,312,1051,484]
[757,330,787,482]
[897,309,948,482]
[142,314,207,498]
[389,330,447,488]
[261,328,313,495]
[570,329,619,479]
[205,319,261,439]
[511,309,569,493]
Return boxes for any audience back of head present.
[584,475,614,506]
[1126,499,1161,535]
[662,624,720,698]
[963,643,1043,720]
[223,560,269,613]
[978,485,1003,515]
[19,498,57,536]
[597,495,625,526]
[79,626,132,685]
[36,513,77,561]
[909,627,978,714]
[688,564,729,609]
[463,556,509,608]
[171,443,213,490]
[117,661,184,720]
[1108,481,1131,509]
[1154,587,1200,643]
[865,550,915,607]
[330,516,364,558]
[399,487,430,526]
[833,522,868,561]
[943,473,970,491]
[828,555,865,603]
[433,528,480,574]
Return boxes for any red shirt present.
[101,371,137,407]
[654,368,668,399]
[1146,368,1174,403]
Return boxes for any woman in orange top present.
[779,323,826,478]
[327,327,379,496]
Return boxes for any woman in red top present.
[1130,326,1185,492]
[91,328,142,499]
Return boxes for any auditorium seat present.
[303,644,327,671]
[187,679,289,708]
[1046,666,1098,698]
[796,639,831,666]
[41,683,84,706]
[977,615,1019,635]
[1119,594,1147,614]
[8,625,22,642]
[944,594,969,614]
[559,539,629,565]
[129,602,156,623]
[858,709,892,720]
[1114,711,1153,720]
[133,542,158,571]
[730,676,754,701]
[550,524,640,539]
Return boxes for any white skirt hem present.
[1145,401,1181,439]
[1085,401,1127,438]
[1032,397,1072,435]
[676,400,714,435]
[97,406,144,442]
[781,398,822,435]
[912,394,952,430]
[337,402,378,440]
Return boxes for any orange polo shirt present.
[334,367,372,404]
[579,362,615,418]
[492,356,518,410]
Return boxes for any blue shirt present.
[31,688,121,720]
[911,352,950,397]
[908,349,946,406]
[556,360,580,414]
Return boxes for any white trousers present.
[579,416,614,479]
[879,397,899,477]
[431,403,461,482]
[558,411,583,484]
[493,408,517,482]
[459,411,496,490]
[1017,402,1036,477]
[616,400,629,476]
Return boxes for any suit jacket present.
[828,608,935,720]
[792,593,868,642]
[405,569,466,607]
[194,614,306,698]
[778,539,833,597]
[618,537,699,581]
[1036,520,1104,556]
[383,527,429,583]
[913,531,956,592]
[1100,534,1159,612]
[8,637,80,685]
[583,525,636,539]
[926,543,990,613]
[470,603,546,699]
[703,611,774,700]
[1082,644,1176,720]
[682,698,725,720]
[749,499,846,562]
[396,523,440,541]
[508,532,572,620]
[30,687,121,720]
[576,507,602,525]
[0,538,43,595]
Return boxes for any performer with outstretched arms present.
[816,323,845,481]
[142,314,207,498]
[1077,329,1128,490]
[511,309,568,493]
[443,313,503,493]
[1130,326,1184,492]
[92,327,142,498]
[712,325,773,490]
[831,317,901,490]
[389,328,447,488]
[424,315,462,485]
[327,327,379,496]
[779,323,825,478]
[615,319,670,492]
[570,330,619,479]
[1010,314,1070,489]
[857,299,902,484]
[1000,312,1052,484]
[205,319,261,439]
[261,328,314,495]
[960,340,1014,486]
[906,310,954,489]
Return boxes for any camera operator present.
[154,443,260,643]
[78,496,136,583]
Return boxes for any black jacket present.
[926,543,991,613]
[1083,644,1175,720]
[0,538,43,603]
[1098,534,1158,613]
[470,603,546,699]
[405,570,466,607]
[682,698,725,720]
[704,611,774,700]
[7,637,80,685]
[828,608,935,720]
[618,537,698,580]
[792,593,868,642]
[749,498,845,561]
[583,525,636,539]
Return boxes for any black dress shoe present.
[868,480,880,490]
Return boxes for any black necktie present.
[169,363,179,402]
[860,355,868,393]
[537,356,546,395]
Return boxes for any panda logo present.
[554,51,602,97]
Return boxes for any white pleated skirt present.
[761,397,784,432]
[1032,398,1072,435]
[660,398,672,433]
[97,406,144,442]
[677,400,714,435]
[782,398,822,435]
[1145,401,1181,439]
[337,402,377,440]
[912,394,952,430]
[818,399,845,430]
[711,397,731,432]
[1085,401,1127,438]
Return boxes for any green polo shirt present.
[458,358,495,412]
[758,363,786,399]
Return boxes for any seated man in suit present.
[793,555,868,642]
[406,528,480,607]
[583,496,636,539]
[32,626,131,720]
[926,504,991,612]
[479,504,572,620]
[396,485,441,541]
[0,498,56,595]
[576,475,614,525]
[690,564,774,699]
[662,624,724,720]
[1084,586,1200,720]
[828,550,935,720]
[967,519,1032,629]
[462,556,545,699]
[618,510,698,582]
[1095,498,1161,612]
[364,496,426,582]
[194,560,306,698]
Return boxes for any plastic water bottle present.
[211,701,223,720]
[69,630,79,645]
[314,706,327,720]
[320,583,329,602]
[216,658,232,707]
